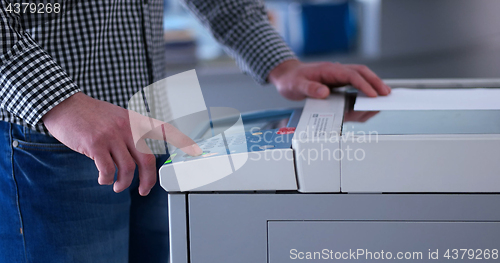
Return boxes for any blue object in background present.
[287,1,357,55]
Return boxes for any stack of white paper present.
[354,88,500,111]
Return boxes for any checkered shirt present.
[0,0,296,133]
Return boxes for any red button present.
[277,127,296,135]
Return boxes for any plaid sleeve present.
[182,0,297,84]
[0,2,80,126]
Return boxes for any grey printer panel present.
[185,194,500,263]
[269,221,500,263]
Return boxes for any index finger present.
[346,65,390,95]
[317,64,378,97]
[160,123,203,156]
[128,110,202,156]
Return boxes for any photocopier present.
[158,78,500,263]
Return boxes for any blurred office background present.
[162,0,500,111]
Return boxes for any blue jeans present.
[0,121,170,263]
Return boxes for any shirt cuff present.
[0,36,80,125]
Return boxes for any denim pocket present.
[12,126,72,152]
[15,139,72,152]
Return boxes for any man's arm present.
[181,0,390,99]
[0,2,80,125]
[1,3,200,196]
[181,0,296,84]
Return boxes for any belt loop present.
[23,125,30,142]
[8,122,13,146]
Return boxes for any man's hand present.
[42,92,202,196]
[268,59,391,100]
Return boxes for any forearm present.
[181,0,297,84]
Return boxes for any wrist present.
[268,59,301,85]
[42,92,87,124]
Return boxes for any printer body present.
[160,79,500,263]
